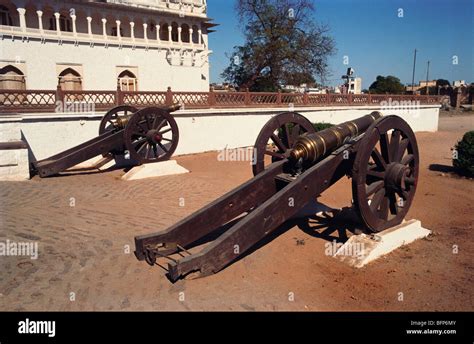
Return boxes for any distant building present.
[0,0,216,92]
[347,77,362,94]
[406,80,437,93]
[453,80,467,87]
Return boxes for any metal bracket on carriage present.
[143,242,193,266]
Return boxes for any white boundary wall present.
[0,105,439,161]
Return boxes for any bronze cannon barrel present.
[289,111,382,163]
[115,103,182,129]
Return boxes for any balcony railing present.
[0,25,206,51]
[0,87,443,114]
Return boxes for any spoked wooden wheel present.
[124,107,179,164]
[252,112,315,176]
[352,115,419,232]
[99,105,138,134]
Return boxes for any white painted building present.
[0,0,215,92]
[347,77,361,94]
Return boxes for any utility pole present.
[425,60,430,95]
[411,49,417,94]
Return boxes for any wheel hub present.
[385,162,410,191]
[146,129,162,143]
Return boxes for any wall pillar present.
[17,8,26,32]
[36,10,44,33]
[71,14,77,36]
[54,12,61,36]
[86,16,92,37]
[130,21,135,40]
[116,20,121,39]
[101,18,107,38]
[143,23,148,41]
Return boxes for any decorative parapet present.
[0,88,443,114]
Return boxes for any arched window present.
[159,22,169,41]
[0,65,26,90]
[118,70,138,92]
[171,22,179,42]
[181,24,190,43]
[0,5,13,26]
[49,14,72,32]
[192,25,199,44]
[58,68,82,91]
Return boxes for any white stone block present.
[121,160,189,181]
[0,148,30,181]
[334,219,431,268]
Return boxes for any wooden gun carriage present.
[133,111,419,281]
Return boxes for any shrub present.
[453,130,474,177]
[312,122,334,131]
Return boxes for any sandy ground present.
[0,114,473,311]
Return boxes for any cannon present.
[31,105,180,177]
[134,112,419,281]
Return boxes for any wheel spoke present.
[145,145,151,158]
[291,124,301,143]
[132,130,145,137]
[152,143,158,157]
[265,150,285,159]
[155,118,167,131]
[401,154,414,165]
[395,138,409,162]
[152,114,160,127]
[145,114,153,130]
[370,188,385,211]
[137,121,148,133]
[379,133,390,164]
[132,137,147,146]
[371,149,387,170]
[366,180,384,195]
[137,142,147,153]
[270,133,287,152]
[388,192,398,215]
[389,130,401,162]
[367,168,385,179]
[379,196,389,219]
[157,142,169,152]
[281,124,292,148]
[396,189,409,200]
[159,128,172,135]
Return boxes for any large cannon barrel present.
[114,103,182,129]
[289,111,382,163]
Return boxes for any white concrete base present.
[121,160,189,180]
[0,148,30,181]
[0,125,30,181]
[334,219,431,268]
[66,154,135,172]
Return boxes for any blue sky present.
[207,0,473,89]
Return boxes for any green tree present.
[436,79,450,87]
[369,75,405,94]
[222,0,336,91]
